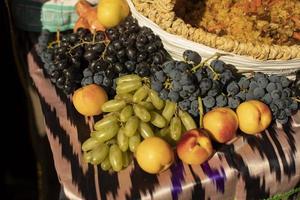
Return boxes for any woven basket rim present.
[131,0,300,60]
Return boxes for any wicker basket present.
[127,0,300,77]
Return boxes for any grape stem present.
[198,97,204,128]
[92,32,96,43]
[164,77,172,90]
[68,40,110,53]
[142,77,151,87]
[191,52,230,73]
[48,29,61,48]
[292,97,300,103]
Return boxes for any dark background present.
[1,2,60,200]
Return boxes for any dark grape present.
[124,61,136,72]
[199,78,212,91]
[216,95,228,107]
[257,77,269,88]
[253,87,265,99]
[210,59,225,73]
[183,50,202,65]
[266,82,277,93]
[93,73,104,85]
[271,90,281,100]
[202,96,215,108]
[262,93,273,104]
[81,76,93,86]
[228,97,240,109]
[159,89,169,100]
[226,81,240,95]
[168,91,180,102]
[179,99,191,111]
[154,70,166,82]
[238,77,250,89]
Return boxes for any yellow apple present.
[97,0,129,28]
[236,100,272,134]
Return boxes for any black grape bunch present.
[37,16,170,96]
[104,16,170,78]
[37,28,108,94]
[149,50,240,117]
[149,50,299,124]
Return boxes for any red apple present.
[176,129,213,165]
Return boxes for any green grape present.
[101,100,127,112]
[120,105,133,122]
[162,100,177,122]
[90,131,97,138]
[90,143,109,165]
[138,101,155,110]
[101,156,111,171]
[124,116,139,137]
[116,74,141,85]
[150,111,167,128]
[83,151,93,163]
[117,127,129,152]
[116,81,142,94]
[133,86,149,103]
[93,123,119,143]
[158,126,170,138]
[133,104,151,122]
[178,110,197,131]
[139,121,154,139]
[109,144,123,172]
[94,114,118,131]
[170,116,182,141]
[122,151,132,168]
[82,137,101,152]
[129,134,141,153]
[157,126,176,147]
[105,138,117,145]
[115,93,133,102]
[145,96,152,102]
[149,90,164,110]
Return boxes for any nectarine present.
[177,129,213,165]
[236,100,272,134]
[73,84,108,116]
[136,137,174,174]
[203,107,238,143]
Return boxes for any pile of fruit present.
[79,75,199,172]
[37,0,300,174]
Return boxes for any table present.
[28,51,300,200]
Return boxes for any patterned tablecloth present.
[27,50,300,200]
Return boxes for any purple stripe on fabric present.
[170,159,185,200]
[201,162,226,193]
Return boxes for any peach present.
[73,84,108,116]
[176,129,213,165]
[136,137,174,174]
[203,107,238,143]
[236,100,272,134]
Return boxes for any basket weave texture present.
[132,0,300,60]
